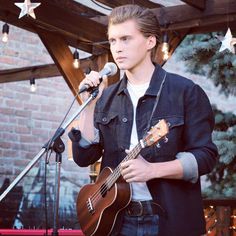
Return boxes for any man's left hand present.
[120,154,154,182]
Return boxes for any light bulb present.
[73,49,80,69]
[30,78,37,92]
[163,51,169,61]
[162,42,169,53]
[2,32,8,43]
[30,84,37,92]
[2,23,9,43]
[73,59,80,69]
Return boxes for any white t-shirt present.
[127,80,152,201]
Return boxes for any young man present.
[69,4,218,236]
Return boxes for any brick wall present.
[0,22,89,229]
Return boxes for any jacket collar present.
[117,64,167,96]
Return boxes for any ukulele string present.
[106,143,142,186]
[89,143,142,205]
[88,154,132,204]
[89,145,141,204]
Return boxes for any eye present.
[122,36,129,42]
[109,38,116,45]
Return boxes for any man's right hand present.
[79,71,108,104]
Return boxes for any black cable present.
[90,0,112,11]
[43,91,80,234]
[45,93,79,163]
[44,153,48,236]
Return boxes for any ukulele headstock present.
[142,119,169,148]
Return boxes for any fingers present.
[79,71,107,102]
[99,75,108,91]
[120,159,130,169]
[125,149,130,154]
[79,71,100,90]
[120,160,135,182]
[120,156,150,182]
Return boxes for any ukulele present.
[76,119,169,236]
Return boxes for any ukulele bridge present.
[87,197,95,214]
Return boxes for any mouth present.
[116,57,126,62]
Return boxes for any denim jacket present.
[70,65,218,236]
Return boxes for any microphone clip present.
[78,84,99,95]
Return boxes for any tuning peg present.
[156,143,161,148]
[167,122,171,127]
[164,136,168,143]
[150,137,155,144]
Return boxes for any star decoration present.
[219,28,236,54]
[15,0,41,19]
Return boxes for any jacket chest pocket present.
[95,112,132,149]
[148,116,185,159]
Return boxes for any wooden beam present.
[0,0,109,54]
[0,64,59,83]
[93,53,120,86]
[167,13,236,33]
[94,0,236,34]
[0,57,96,84]
[181,0,206,10]
[1,0,236,54]
[36,28,84,103]
[168,30,189,56]
[0,10,96,54]
[153,0,236,29]
[190,20,236,34]
[203,199,236,207]
[49,0,105,18]
[96,0,162,8]
[155,30,189,66]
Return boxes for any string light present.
[162,32,169,52]
[162,32,169,61]
[2,23,9,43]
[230,214,236,232]
[204,205,236,234]
[30,78,37,92]
[73,49,80,69]
[163,51,169,61]
[207,220,217,234]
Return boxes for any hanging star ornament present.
[15,0,41,19]
[219,28,236,54]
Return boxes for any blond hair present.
[108,4,161,62]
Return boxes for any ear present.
[147,35,156,50]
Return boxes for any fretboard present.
[106,141,143,189]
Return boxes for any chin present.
[116,63,130,71]
[118,66,126,70]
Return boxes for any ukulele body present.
[77,167,131,236]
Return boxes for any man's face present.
[108,19,155,71]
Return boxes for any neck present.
[126,61,155,85]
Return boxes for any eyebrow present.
[108,34,132,40]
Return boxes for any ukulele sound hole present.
[100,183,108,198]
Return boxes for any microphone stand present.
[0,88,99,235]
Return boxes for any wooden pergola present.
[0,0,236,103]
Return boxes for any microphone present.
[79,62,118,94]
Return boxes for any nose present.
[112,41,123,53]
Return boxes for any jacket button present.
[122,117,128,123]
[102,117,107,122]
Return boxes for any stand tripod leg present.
[52,153,62,236]
[0,148,46,202]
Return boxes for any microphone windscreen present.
[100,62,118,77]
